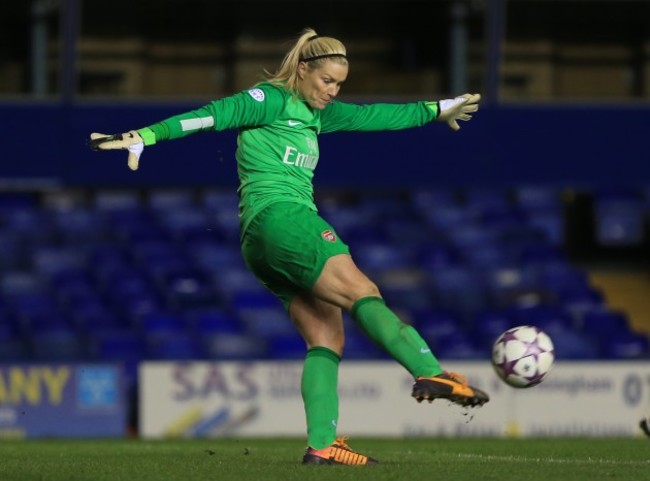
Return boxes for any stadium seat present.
[525,207,566,245]
[189,308,244,335]
[30,330,87,361]
[412,308,469,350]
[145,332,201,360]
[557,287,606,325]
[593,190,645,246]
[428,265,487,321]
[147,189,196,211]
[202,189,240,212]
[267,333,307,359]
[0,338,30,362]
[93,190,141,212]
[200,333,267,360]
[471,308,516,348]
[550,330,600,360]
[511,304,573,335]
[433,330,486,360]
[580,308,632,340]
[52,207,108,242]
[140,312,187,336]
[601,332,650,359]
[462,188,511,215]
[238,307,294,338]
[514,185,562,211]
[409,187,458,213]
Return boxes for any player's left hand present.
[89,131,144,171]
[436,93,481,131]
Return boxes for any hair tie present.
[300,53,347,63]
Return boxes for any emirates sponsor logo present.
[322,230,336,242]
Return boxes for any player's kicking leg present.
[412,372,490,407]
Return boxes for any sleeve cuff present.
[424,101,440,120]
[137,127,157,146]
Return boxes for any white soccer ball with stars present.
[491,325,555,388]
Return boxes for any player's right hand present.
[89,131,144,171]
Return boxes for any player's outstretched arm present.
[433,93,481,131]
[89,128,155,171]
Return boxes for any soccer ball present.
[491,325,555,388]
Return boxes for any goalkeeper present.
[91,27,488,466]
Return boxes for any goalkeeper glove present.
[434,93,481,131]
[89,130,150,171]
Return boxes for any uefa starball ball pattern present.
[491,325,555,388]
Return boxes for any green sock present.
[351,296,443,378]
[301,346,340,449]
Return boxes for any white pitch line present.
[456,453,650,466]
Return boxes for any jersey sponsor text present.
[282,146,318,170]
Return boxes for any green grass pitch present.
[1,437,648,481]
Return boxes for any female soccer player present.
[91,27,488,465]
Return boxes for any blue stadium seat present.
[200,333,267,360]
[71,302,126,335]
[0,233,24,270]
[412,308,468,350]
[423,204,475,231]
[202,190,240,212]
[156,207,211,242]
[267,333,307,359]
[147,189,196,211]
[93,190,141,212]
[601,332,650,359]
[32,246,85,276]
[580,308,632,340]
[31,330,87,361]
[593,190,645,246]
[514,186,562,211]
[525,207,566,245]
[53,207,108,242]
[557,286,606,324]
[433,330,486,360]
[90,329,145,388]
[145,332,201,360]
[550,330,600,359]
[471,308,516,348]
[140,312,187,336]
[428,265,487,321]
[417,242,459,270]
[238,307,294,338]
[511,304,573,335]
[0,338,30,362]
[409,188,458,213]
[189,308,244,335]
[351,241,414,274]
[462,188,511,214]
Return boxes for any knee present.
[310,330,344,357]
[350,279,381,304]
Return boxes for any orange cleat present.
[412,371,490,407]
[302,436,378,465]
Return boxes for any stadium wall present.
[0,102,648,189]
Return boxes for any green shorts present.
[241,202,350,310]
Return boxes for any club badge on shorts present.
[322,230,336,242]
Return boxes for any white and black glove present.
[89,130,144,171]
[436,93,481,131]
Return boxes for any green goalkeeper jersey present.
[140,82,438,235]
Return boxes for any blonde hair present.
[265,28,348,92]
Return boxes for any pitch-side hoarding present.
[0,363,127,438]
[140,361,650,438]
